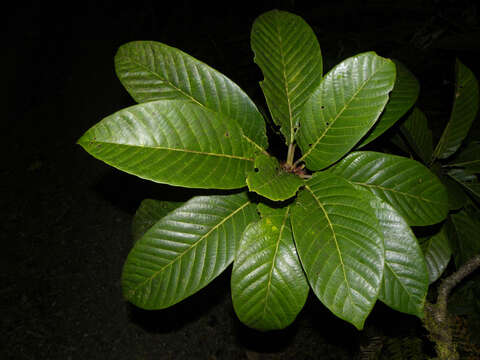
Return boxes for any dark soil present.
[4,1,480,359]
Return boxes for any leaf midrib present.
[129,200,252,297]
[261,208,290,322]
[88,140,255,161]
[304,185,352,305]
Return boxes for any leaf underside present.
[78,100,257,189]
[231,206,309,331]
[297,52,396,170]
[122,192,258,309]
[447,141,480,173]
[246,154,304,201]
[359,59,420,147]
[115,41,268,149]
[330,151,449,226]
[251,9,323,144]
[291,172,384,330]
[450,209,480,267]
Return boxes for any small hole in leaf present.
[294,127,298,132]
[326,122,330,126]
[254,168,259,172]
[308,143,312,147]
[224,132,229,137]
[321,105,325,109]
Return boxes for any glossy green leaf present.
[447,141,480,172]
[297,52,396,170]
[450,209,480,267]
[251,10,322,144]
[115,41,268,149]
[122,192,258,309]
[359,60,420,147]
[419,225,451,284]
[78,100,257,189]
[400,107,433,164]
[132,199,183,243]
[448,168,480,200]
[329,151,448,226]
[360,190,428,318]
[231,206,309,330]
[291,172,384,330]
[246,154,304,201]
[433,59,479,160]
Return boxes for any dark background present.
[4,1,480,359]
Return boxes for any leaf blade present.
[132,199,183,243]
[297,52,396,170]
[359,60,420,147]
[329,151,449,226]
[246,154,304,201]
[419,225,451,284]
[231,206,309,330]
[361,191,428,318]
[251,10,322,144]
[78,100,256,189]
[291,172,384,329]
[115,41,268,149]
[122,192,259,309]
[433,59,479,160]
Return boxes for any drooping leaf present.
[450,209,480,267]
[448,168,480,200]
[297,52,396,170]
[78,100,257,189]
[400,107,433,164]
[231,206,309,331]
[246,154,304,201]
[115,41,268,149]
[291,172,384,330]
[358,189,428,318]
[132,199,183,243]
[419,225,451,284]
[122,192,258,309]
[432,59,479,160]
[251,10,322,144]
[329,151,448,226]
[359,60,420,147]
[446,141,480,173]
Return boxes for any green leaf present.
[450,209,480,267]
[448,168,480,200]
[78,100,257,189]
[447,141,480,172]
[251,10,322,144]
[433,59,479,160]
[297,52,396,170]
[439,172,468,210]
[359,60,420,147]
[115,41,268,149]
[419,225,451,284]
[231,206,309,330]
[122,192,258,309]
[359,190,428,318]
[246,154,304,201]
[291,172,384,330]
[132,199,183,243]
[329,151,448,226]
[400,107,433,164]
